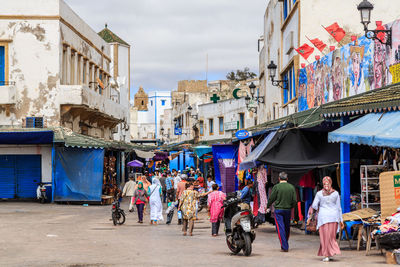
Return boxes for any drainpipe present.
[155,92,157,140]
[51,143,56,203]
[340,117,351,213]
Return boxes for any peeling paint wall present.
[0,0,129,142]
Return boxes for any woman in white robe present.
[148,178,164,224]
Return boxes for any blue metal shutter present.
[0,155,16,198]
[16,155,41,198]
[0,46,5,85]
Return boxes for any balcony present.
[0,83,16,105]
[59,85,127,122]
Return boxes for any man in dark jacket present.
[267,172,297,252]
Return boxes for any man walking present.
[267,172,297,252]
[122,174,137,212]
[166,173,175,201]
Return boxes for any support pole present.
[340,117,351,213]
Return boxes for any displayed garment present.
[257,166,268,214]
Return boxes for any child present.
[165,195,178,225]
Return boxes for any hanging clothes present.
[237,141,247,175]
[257,166,268,214]
[246,138,255,156]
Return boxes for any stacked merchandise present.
[373,208,400,250]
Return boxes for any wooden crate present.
[380,171,400,219]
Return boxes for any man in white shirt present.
[122,174,136,212]
[174,172,182,190]
[206,175,216,192]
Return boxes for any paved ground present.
[0,200,388,267]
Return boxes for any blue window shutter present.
[283,0,288,20]
[283,73,288,104]
[0,46,5,85]
[292,66,296,99]
[293,0,296,4]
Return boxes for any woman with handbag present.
[308,176,344,262]
[132,181,148,223]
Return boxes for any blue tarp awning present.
[239,131,277,171]
[194,146,212,158]
[328,112,400,148]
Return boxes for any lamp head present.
[357,0,374,29]
[267,60,277,80]
[249,82,256,97]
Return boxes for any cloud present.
[64,0,267,96]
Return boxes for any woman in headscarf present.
[207,183,226,236]
[178,182,199,236]
[308,176,344,262]
[132,181,148,224]
[148,177,163,225]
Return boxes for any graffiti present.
[298,19,400,112]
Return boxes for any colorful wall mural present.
[298,19,400,111]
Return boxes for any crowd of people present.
[122,166,344,262]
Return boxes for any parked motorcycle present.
[197,195,208,212]
[111,200,126,226]
[223,192,256,256]
[36,183,47,203]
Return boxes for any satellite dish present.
[232,88,241,99]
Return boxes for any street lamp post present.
[357,0,392,47]
[267,61,288,89]
[187,105,198,120]
[249,82,264,104]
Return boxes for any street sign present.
[235,129,250,140]
[224,121,238,131]
[174,128,182,135]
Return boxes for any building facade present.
[259,0,400,122]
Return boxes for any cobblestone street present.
[0,201,387,267]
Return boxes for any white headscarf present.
[152,177,161,186]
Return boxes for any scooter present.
[223,192,256,256]
[36,183,47,203]
[111,199,126,226]
[197,195,208,212]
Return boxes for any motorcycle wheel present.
[117,211,126,225]
[226,235,241,255]
[112,212,118,226]
[242,232,252,256]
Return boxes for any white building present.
[259,0,400,122]
[198,98,256,142]
[131,89,171,142]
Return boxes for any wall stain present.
[8,22,16,29]
[19,24,46,42]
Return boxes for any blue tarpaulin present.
[328,112,400,148]
[194,146,212,158]
[0,131,53,144]
[212,144,238,188]
[239,131,277,171]
[54,147,104,202]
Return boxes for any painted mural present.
[298,20,400,111]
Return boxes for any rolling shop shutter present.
[0,155,16,198]
[0,155,41,199]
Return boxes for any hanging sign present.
[235,129,250,140]
[174,128,182,135]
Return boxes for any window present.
[161,100,166,106]
[99,72,103,95]
[82,59,87,84]
[89,63,93,87]
[199,120,204,136]
[77,55,82,84]
[141,100,144,105]
[283,0,289,20]
[283,66,296,104]
[219,117,224,134]
[239,113,245,129]
[209,118,214,135]
[62,46,67,85]
[70,51,75,84]
[26,117,43,128]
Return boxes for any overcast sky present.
[65,0,267,97]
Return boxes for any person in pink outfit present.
[207,184,226,236]
[308,176,344,262]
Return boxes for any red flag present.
[351,35,357,41]
[295,44,314,60]
[315,55,320,61]
[376,21,386,43]
[301,63,306,68]
[325,22,346,43]
[309,38,327,52]
[330,46,336,52]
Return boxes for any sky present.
[64,0,267,98]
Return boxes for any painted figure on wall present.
[348,41,365,96]
[373,39,388,89]
[330,50,343,101]
[306,65,315,108]
[298,68,308,111]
